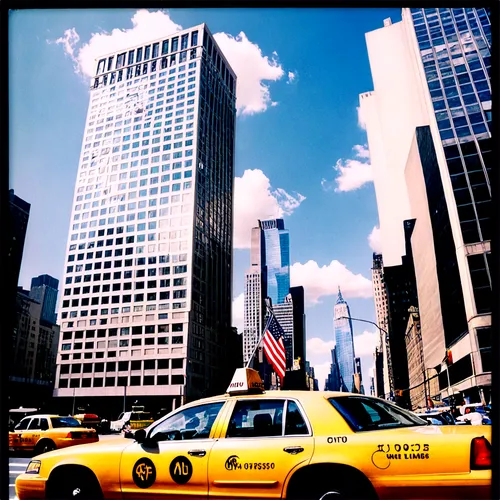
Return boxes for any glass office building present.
[361,7,492,404]
[30,274,59,325]
[54,24,237,412]
[333,288,356,392]
[261,218,290,306]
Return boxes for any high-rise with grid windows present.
[361,7,491,405]
[54,24,237,413]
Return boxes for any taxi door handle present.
[188,449,206,457]
[283,446,304,455]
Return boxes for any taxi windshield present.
[50,417,81,428]
[329,396,427,432]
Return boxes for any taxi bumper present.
[15,474,47,500]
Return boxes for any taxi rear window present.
[328,396,426,432]
[51,417,81,428]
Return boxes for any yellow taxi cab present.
[16,368,491,500]
[9,414,99,455]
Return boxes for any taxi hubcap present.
[319,492,340,500]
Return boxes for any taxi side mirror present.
[134,428,147,443]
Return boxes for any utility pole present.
[340,316,394,399]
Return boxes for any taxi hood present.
[33,436,131,460]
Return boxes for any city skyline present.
[10,8,406,387]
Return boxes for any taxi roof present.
[20,414,72,419]
[182,390,367,408]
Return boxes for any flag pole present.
[245,312,272,369]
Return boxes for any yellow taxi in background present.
[9,414,99,455]
[16,369,491,500]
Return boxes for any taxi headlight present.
[26,460,41,475]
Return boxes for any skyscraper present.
[362,8,491,404]
[54,24,237,413]
[243,218,291,364]
[261,219,290,305]
[325,347,341,392]
[30,274,59,325]
[371,253,391,398]
[333,288,355,392]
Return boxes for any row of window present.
[60,358,182,372]
[96,31,200,75]
[58,374,183,388]
[60,336,181,351]
[94,53,198,89]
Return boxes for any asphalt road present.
[8,434,122,500]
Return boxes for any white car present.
[109,411,132,432]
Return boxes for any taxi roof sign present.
[226,368,265,395]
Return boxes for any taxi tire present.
[34,439,56,455]
[286,465,376,500]
[46,466,103,500]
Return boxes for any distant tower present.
[333,287,356,392]
[30,274,59,325]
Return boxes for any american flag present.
[263,312,286,380]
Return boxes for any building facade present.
[325,347,342,391]
[261,219,290,306]
[371,253,392,398]
[10,287,60,408]
[30,274,59,325]
[242,218,291,368]
[272,293,294,369]
[362,7,491,405]
[54,24,237,414]
[333,288,356,392]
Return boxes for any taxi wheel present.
[34,440,56,455]
[47,467,103,500]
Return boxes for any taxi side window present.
[149,402,224,442]
[40,418,49,431]
[227,400,284,438]
[15,418,30,431]
[285,401,309,435]
[28,418,41,430]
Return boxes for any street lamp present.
[339,316,395,400]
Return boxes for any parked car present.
[9,414,99,455]
[109,405,154,432]
[16,368,491,500]
[73,412,102,433]
[414,409,468,426]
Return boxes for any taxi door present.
[9,417,31,451]
[119,401,227,499]
[208,398,314,499]
[11,417,40,451]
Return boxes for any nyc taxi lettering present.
[327,436,348,444]
[225,455,275,471]
[170,456,193,485]
[372,443,431,468]
[132,457,156,488]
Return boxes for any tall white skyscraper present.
[362,8,492,405]
[54,24,237,412]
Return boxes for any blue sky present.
[9,7,402,388]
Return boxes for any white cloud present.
[234,169,305,249]
[232,293,244,333]
[322,144,373,193]
[368,225,383,253]
[357,105,367,130]
[51,10,182,78]
[49,10,289,116]
[354,330,379,358]
[287,71,296,84]
[213,32,284,115]
[290,259,372,305]
[352,144,370,159]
